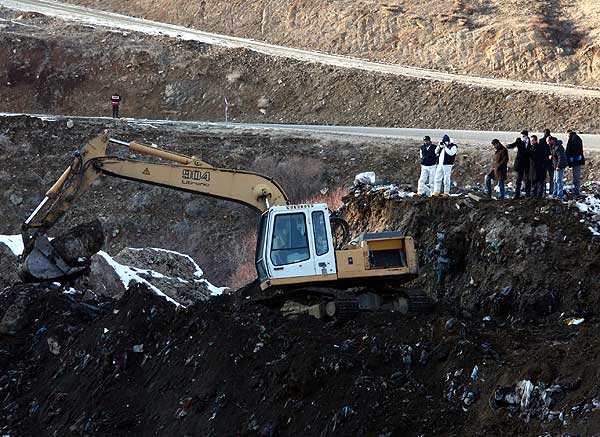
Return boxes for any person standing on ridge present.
[539,129,553,195]
[566,129,585,196]
[485,139,508,199]
[111,93,121,119]
[417,136,437,197]
[432,134,457,197]
[506,137,530,198]
[550,136,567,200]
[530,135,549,198]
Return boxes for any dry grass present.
[301,186,346,211]
[227,230,258,289]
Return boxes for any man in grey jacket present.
[550,137,567,199]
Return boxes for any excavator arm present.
[21,133,288,280]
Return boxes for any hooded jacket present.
[436,135,457,166]
[552,140,567,170]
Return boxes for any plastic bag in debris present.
[517,380,535,410]
[354,172,376,186]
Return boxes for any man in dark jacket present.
[540,129,554,196]
[485,139,509,199]
[417,136,437,196]
[530,135,549,198]
[550,137,567,199]
[111,93,121,118]
[506,137,530,198]
[566,130,585,195]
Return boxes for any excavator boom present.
[21,133,288,280]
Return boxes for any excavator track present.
[393,288,434,314]
[250,284,433,320]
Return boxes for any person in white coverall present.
[433,134,457,197]
[417,136,438,196]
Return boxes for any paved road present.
[3,0,600,99]
[3,112,600,150]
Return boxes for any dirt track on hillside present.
[2,8,600,133]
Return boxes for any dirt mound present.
[344,190,600,322]
[2,280,600,435]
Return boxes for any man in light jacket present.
[433,134,457,197]
[417,136,438,196]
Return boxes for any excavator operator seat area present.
[256,204,337,288]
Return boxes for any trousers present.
[417,165,437,195]
[572,165,582,195]
[485,174,506,199]
[434,165,453,195]
[553,168,565,199]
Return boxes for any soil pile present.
[2,277,600,435]
[345,189,600,322]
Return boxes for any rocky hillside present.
[3,8,600,132]
[65,0,600,87]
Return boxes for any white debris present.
[565,317,585,326]
[517,380,535,410]
[354,172,376,185]
[0,234,24,255]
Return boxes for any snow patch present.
[576,194,600,235]
[96,251,182,307]
[0,234,24,256]
[129,247,204,277]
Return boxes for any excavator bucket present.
[20,220,105,282]
[20,235,88,281]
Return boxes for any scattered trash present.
[354,172,376,185]
[565,317,584,326]
[174,397,194,419]
[132,344,144,353]
[471,365,479,381]
[46,337,60,355]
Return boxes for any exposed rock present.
[51,219,105,266]
[113,247,212,305]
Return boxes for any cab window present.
[311,211,329,256]
[255,213,269,282]
[270,213,310,266]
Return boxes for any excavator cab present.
[255,204,337,288]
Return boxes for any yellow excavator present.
[20,134,431,318]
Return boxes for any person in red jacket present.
[111,93,121,118]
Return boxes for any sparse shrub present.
[252,156,326,202]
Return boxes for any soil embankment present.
[64,0,600,87]
[2,9,600,132]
